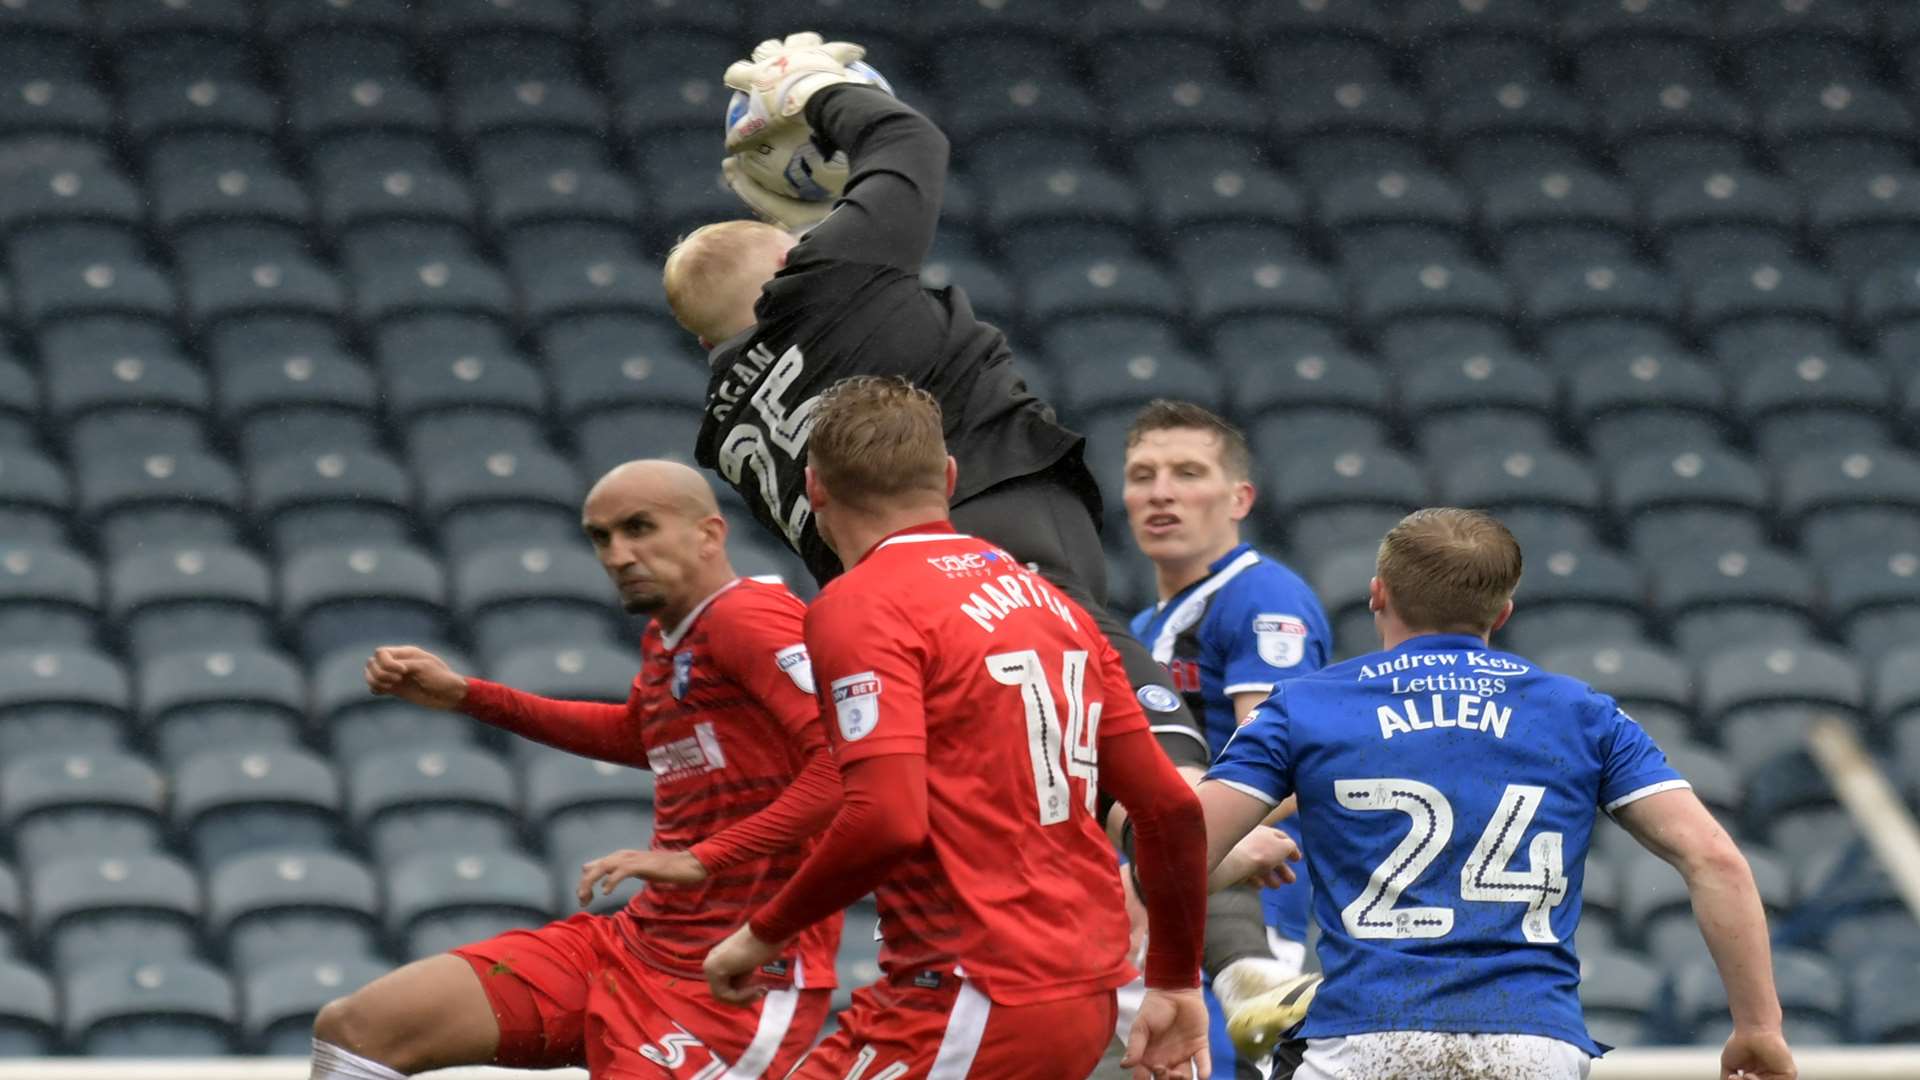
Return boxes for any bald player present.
[309,460,845,1080]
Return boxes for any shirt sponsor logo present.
[648,720,728,780]
[670,651,694,700]
[1137,685,1182,713]
[926,550,1001,575]
[831,672,882,741]
[775,644,816,694]
[1254,614,1309,668]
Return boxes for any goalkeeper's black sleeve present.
[795,84,947,274]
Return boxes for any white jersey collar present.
[659,577,743,650]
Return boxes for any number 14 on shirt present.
[987,649,1101,825]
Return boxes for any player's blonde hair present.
[661,220,792,341]
[807,376,948,512]
[1375,508,1523,635]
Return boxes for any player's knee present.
[313,992,404,1071]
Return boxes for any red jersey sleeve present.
[702,583,826,751]
[804,586,929,765]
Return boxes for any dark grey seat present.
[30,852,202,973]
[173,747,343,868]
[137,647,307,766]
[62,959,237,1056]
[209,850,382,973]
[0,749,164,868]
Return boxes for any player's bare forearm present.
[798,85,946,272]
[747,752,926,944]
[459,679,648,767]
[1196,780,1278,882]
[690,747,843,872]
[1617,790,1784,1031]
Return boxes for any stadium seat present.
[1054,349,1221,432]
[313,642,483,766]
[1688,260,1848,366]
[386,850,551,961]
[1778,449,1920,564]
[1762,82,1916,185]
[121,79,275,161]
[47,350,211,460]
[1651,548,1820,661]
[1407,0,1557,98]
[946,74,1100,179]
[280,544,449,660]
[1700,642,1865,774]
[516,255,672,337]
[136,647,307,767]
[0,77,114,154]
[1810,172,1920,283]
[1568,352,1730,467]
[75,450,245,560]
[180,257,347,354]
[1498,544,1645,658]
[1146,167,1305,270]
[1649,172,1802,282]
[1025,256,1185,362]
[457,546,620,663]
[0,168,145,271]
[448,79,609,184]
[1609,448,1769,561]
[1435,81,1593,186]
[0,448,72,546]
[1120,80,1267,190]
[1596,80,1753,187]
[1234,350,1391,461]
[1271,81,1427,189]
[1738,352,1891,464]
[209,848,383,974]
[1826,545,1920,662]
[1318,169,1474,277]
[0,749,164,868]
[63,958,238,1056]
[1578,949,1663,1047]
[173,747,343,869]
[1539,641,1696,748]
[0,2,92,82]
[1482,168,1636,277]
[352,256,514,341]
[0,958,56,1054]
[920,257,1019,333]
[424,0,583,89]
[30,852,202,974]
[0,544,98,650]
[319,167,479,272]
[987,167,1145,274]
[1191,259,1348,361]
[488,166,644,270]
[112,539,252,661]
[288,76,445,180]
[14,257,177,339]
[1856,262,1920,375]
[1353,260,1514,366]
[350,745,522,867]
[1730,0,1876,98]
[251,450,416,557]
[1401,350,1558,459]
[0,647,131,758]
[1850,947,1920,1042]
[417,447,583,561]
[1524,262,1684,367]
[0,353,36,448]
[525,753,655,889]
[1434,447,1602,552]
[217,350,381,464]
[547,335,708,430]
[1307,548,1379,660]
[1743,750,1854,864]
[576,406,704,481]
[243,956,388,1055]
[1271,447,1425,580]
[265,0,415,84]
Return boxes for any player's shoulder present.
[708,576,807,633]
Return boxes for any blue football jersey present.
[1131,543,1331,943]
[1208,633,1690,1054]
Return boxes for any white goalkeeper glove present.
[721,155,832,234]
[722,31,866,154]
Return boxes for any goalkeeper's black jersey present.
[694,87,1089,585]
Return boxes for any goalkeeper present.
[664,32,1310,1053]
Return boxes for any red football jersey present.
[803,526,1148,1006]
[621,577,841,987]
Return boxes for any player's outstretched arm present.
[1615,790,1796,1080]
[790,85,948,274]
[366,644,645,768]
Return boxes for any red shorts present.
[790,978,1116,1080]
[452,911,831,1079]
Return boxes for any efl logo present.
[831,672,881,742]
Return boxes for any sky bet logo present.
[926,550,1003,576]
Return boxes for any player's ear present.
[701,512,728,553]
[1228,478,1255,522]
[1368,576,1386,615]
[804,465,827,511]
[1487,597,1515,635]
[943,456,958,499]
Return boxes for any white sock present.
[1211,957,1296,1014]
[311,1038,409,1080]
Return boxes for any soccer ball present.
[726,60,894,202]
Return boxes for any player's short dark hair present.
[1124,400,1253,481]
[1376,508,1523,635]
[808,375,947,510]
